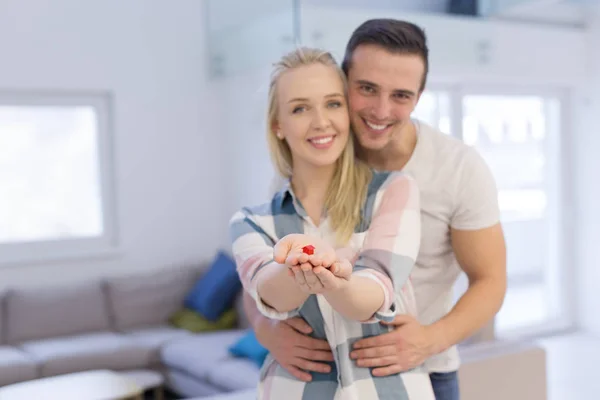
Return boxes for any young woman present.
[229,47,434,399]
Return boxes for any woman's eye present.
[292,106,306,114]
[328,101,342,108]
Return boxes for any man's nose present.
[370,96,392,121]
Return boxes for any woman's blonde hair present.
[266,47,372,245]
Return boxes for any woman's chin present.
[310,154,343,169]
[294,148,346,171]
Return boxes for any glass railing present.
[203,0,454,78]
[205,0,298,77]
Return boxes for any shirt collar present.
[274,179,308,218]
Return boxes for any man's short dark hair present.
[342,19,429,92]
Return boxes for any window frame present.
[0,91,120,266]
[424,83,575,339]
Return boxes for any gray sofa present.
[0,263,259,398]
[0,262,549,400]
[161,330,258,397]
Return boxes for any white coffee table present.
[120,369,164,400]
[194,388,257,400]
[0,369,143,400]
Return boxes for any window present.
[413,91,452,135]
[0,92,117,265]
[415,88,570,339]
[462,95,551,222]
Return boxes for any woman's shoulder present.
[230,186,294,223]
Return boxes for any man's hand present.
[350,314,442,376]
[255,316,334,382]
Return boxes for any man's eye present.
[360,85,375,94]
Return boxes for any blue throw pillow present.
[229,330,269,367]
[184,251,242,322]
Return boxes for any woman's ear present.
[272,123,283,139]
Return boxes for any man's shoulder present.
[416,120,482,168]
[418,120,469,152]
[370,170,415,193]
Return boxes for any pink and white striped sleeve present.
[353,173,421,323]
[229,209,299,320]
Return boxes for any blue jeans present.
[429,371,460,400]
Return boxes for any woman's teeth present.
[310,136,333,144]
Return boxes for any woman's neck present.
[290,163,335,225]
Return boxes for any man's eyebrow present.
[355,79,379,88]
[355,80,416,97]
[392,89,417,97]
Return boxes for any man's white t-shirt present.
[401,120,500,372]
[269,119,500,373]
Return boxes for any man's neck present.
[363,120,418,172]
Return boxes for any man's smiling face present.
[347,44,424,152]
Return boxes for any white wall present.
[207,0,294,32]
[574,7,600,333]
[0,0,227,288]
[217,66,275,219]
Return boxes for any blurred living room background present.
[0,0,599,399]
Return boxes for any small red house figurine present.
[302,245,315,255]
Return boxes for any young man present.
[245,19,507,400]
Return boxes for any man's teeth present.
[366,121,388,131]
[311,136,333,144]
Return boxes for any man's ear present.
[411,91,423,113]
[416,90,423,104]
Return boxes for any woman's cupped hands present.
[273,234,352,294]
